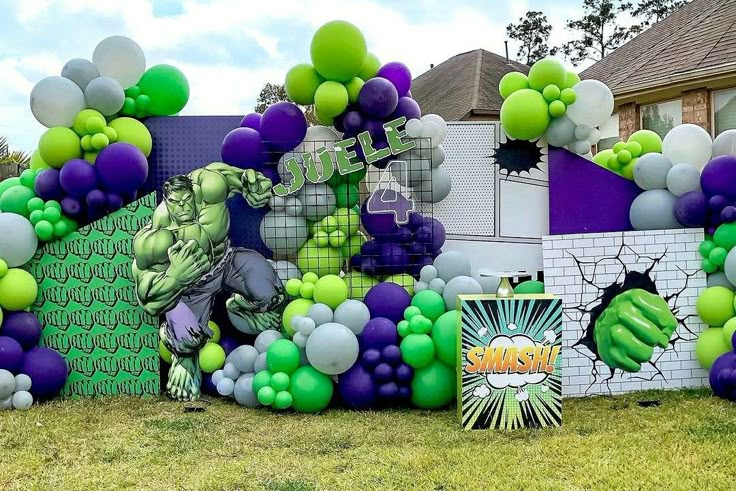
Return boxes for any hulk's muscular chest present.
[168,203,230,251]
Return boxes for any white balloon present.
[271,260,301,285]
[333,299,370,334]
[254,330,284,353]
[284,197,303,217]
[253,352,267,373]
[305,323,359,375]
[431,145,446,168]
[61,58,100,91]
[405,119,423,138]
[724,248,736,287]
[566,80,614,128]
[223,362,240,380]
[666,163,701,196]
[574,125,592,140]
[234,373,259,407]
[12,391,33,410]
[712,129,736,158]
[259,210,309,258]
[14,374,32,392]
[420,121,439,142]
[414,280,428,293]
[93,36,146,88]
[0,369,15,399]
[216,378,235,397]
[443,276,483,310]
[572,140,592,156]
[421,114,448,147]
[30,76,86,128]
[226,345,259,373]
[662,124,713,170]
[419,265,438,283]
[586,128,601,145]
[306,303,333,327]
[544,115,576,148]
[296,183,336,221]
[428,278,446,294]
[0,213,38,267]
[293,331,309,348]
[84,76,125,116]
[296,316,316,335]
[391,159,431,188]
[415,167,452,203]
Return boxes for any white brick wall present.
[542,229,707,397]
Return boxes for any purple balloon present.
[219,335,241,356]
[19,346,68,399]
[709,195,728,211]
[359,77,399,119]
[361,256,380,276]
[221,127,265,169]
[343,111,363,134]
[95,142,148,195]
[86,189,107,209]
[106,193,124,212]
[674,191,708,227]
[360,190,413,237]
[361,348,382,369]
[60,158,97,198]
[377,381,399,399]
[374,363,393,382]
[416,218,446,251]
[394,226,413,245]
[364,120,387,141]
[390,96,421,121]
[381,344,402,365]
[364,283,411,324]
[361,239,380,256]
[260,102,308,153]
[240,112,262,131]
[0,336,23,372]
[407,212,424,230]
[1,312,42,350]
[710,351,736,401]
[377,62,412,97]
[201,373,218,395]
[702,155,736,200]
[395,363,413,383]
[378,243,410,275]
[34,169,63,200]
[360,317,399,350]
[61,196,83,218]
[337,364,377,409]
[723,206,736,223]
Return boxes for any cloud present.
[473,384,491,398]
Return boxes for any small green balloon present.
[103,126,118,143]
[357,52,381,81]
[313,274,348,309]
[498,72,530,99]
[335,183,359,209]
[85,116,106,135]
[296,239,343,278]
[285,63,324,105]
[315,108,334,126]
[0,268,37,311]
[702,259,717,274]
[344,77,364,104]
[0,177,20,199]
[400,333,435,369]
[559,88,576,105]
[289,366,334,413]
[199,343,226,373]
[0,186,36,218]
[343,271,378,300]
[527,57,567,92]
[500,89,550,141]
[548,100,567,118]
[404,306,422,321]
[267,339,301,374]
[410,359,456,409]
[19,169,36,189]
[593,149,614,167]
[125,85,141,99]
[252,370,273,394]
[136,94,151,112]
[628,130,663,155]
[73,109,105,136]
[697,286,735,327]
[626,141,643,158]
[696,327,731,369]
[286,278,303,297]
[563,71,581,89]
[409,315,433,335]
[710,247,728,267]
[121,97,136,116]
[299,281,314,300]
[29,210,44,225]
[617,149,633,165]
[311,20,367,82]
[542,84,561,102]
[53,220,69,238]
[397,320,411,338]
[137,64,190,116]
[270,372,291,392]
[34,220,54,241]
[90,133,110,151]
[42,207,61,223]
[515,280,545,294]
[81,135,94,152]
[432,310,459,366]
[714,223,736,250]
[273,390,293,410]
[411,290,446,323]
[334,208,360,236]
[38,127,82,168]
[700,240,716,258]
[258,386,277,406]
[315,81,349,118]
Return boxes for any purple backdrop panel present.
[144,116,270,256]
[548,147,641,235]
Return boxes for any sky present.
[0,0,634,152]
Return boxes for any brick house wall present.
[618,102,640,141]
[682,87,712,132]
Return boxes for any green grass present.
[2,388,736,490]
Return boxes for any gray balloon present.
[253,352,268,373]
[419,265,438,282]
[234,373,259,407]
[14,374,31,392]
[545,115,576,148]
[724,248,736,287]
[254,330,284,354]
[391,159,431,187]
[211,369,226,386]
[415,167,452,203]
[666,163,701,197]
[443,276,483,310]
[572,139,592,155]
[259,210,309,257]
[333,300,370,334]
[472,270,501,294]
[0,396,11,410]
[84,76,125,116]
[434,251,472,282]
[271,260,301,285]
[12,391,33,410]
[634,153,672,190]
[574,125,592,140]
[61,58,100,91]
[708,271,736,291]
[428,278,446,294]
[0,369,15,399]
[296,184,336,221]
[629,189,680,230]
[431,145,446,168]
[713,129,736,158]
[223,362,240,381]
[216,378,235,396]
[307,303,334,327]
[226,345,259,373]
[305,323,359,375]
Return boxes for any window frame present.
[639,98,683,137]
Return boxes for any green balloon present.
[593,149,614,167]
[198,343,226,373]
[696,286,735,327]
[29,151,49,171]
[282,298,314,335]
[73,109,105,136]
[498,72,529,99]
[714,223,736,250]
[345,77,364,104]
[563,71,581,89]
[700,239,715,258]
[313,274,349,309]
[137,64,190,116]
[514,280,545,294]
[528,57,566,91]
[432,310,459,366]
[266,339,301,374]
[0,186,35,218]
[400,333,435,369]
[258,386,277,406]
[38,127,82,168]
[409,315,433,335]
[411,290,446,323]
[289,366,334,413]
[296,239,344,278]
[273,390,293,410]
[343,271,378,300]
[559,88,576,106]
[109,117,153,156]
[252,370,273,394]
[542,84,561,102]
[724,318,736,348]
[285,63,324,105]
[548,100,566,118]
[270,372,291,392]
[0,269,37,311]
[500,89,550,141]
[628,130,662,155]
[335,183,359,208]
[695,327,731,370]
[315,108,334,126]
[411,360,456,409]
[311,20,367,82]
[710,247,728,267]
[0,177,20,199]
[315,81,349,118]
[341,232,366,259]
[357,52,381,81]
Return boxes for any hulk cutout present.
[132,162,286,400]
[594,289,677,373]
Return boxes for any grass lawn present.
[2,388,736,490]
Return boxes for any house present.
[581,0,736,147]
[411,49,529,121]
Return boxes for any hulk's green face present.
[165,190,196,223]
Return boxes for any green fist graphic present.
[594,289,677,372]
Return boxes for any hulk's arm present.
[189,162,247,202]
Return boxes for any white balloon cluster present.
[395,114,452,204]
[32,36,146,127]
[0,369,34,411]
[414,251,500,309]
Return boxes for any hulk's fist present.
[594,289,677,373]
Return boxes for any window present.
[714,88,736,135]
[641,99,682,138]
[598,114,620,151]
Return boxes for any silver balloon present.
[443,276,483,310]
[634,153,672,190]
[271,260,301,285]
[587,128,601,145]
[405,118,423,138]
[14,374,31,392]
[391,159,431,188]
[216,378,235,396]
[666,163,702,197]
[12,391,33,410]
[414,280,428,293]
[296,184,336,221]
[415,167,452,203]
[253,352,268,373]
[724,248,736,288]
[30,76,86,128]
[306,303,334,327]
[574,125,592,140]
[419,265,438,283]
[545,115,576,148]
[708,271,735,291]
[92,36,146,88]
[223,362,240,381]
[226,345,259,373]
[293,332,309,348]
[61,58,100,91]
[234,373,259,407]
[0,213,38,267]
[713,129,736,158]
[572,139,592,156]
[566,80,614,128]
[421,114,448,147]
[629,189,680,230]
[259,210,309,257]
[305,323,359,375]
[431,145,446,168]
[284,197,303,217]
[0,396,11,410]
[0,369,15,399]
[433,251,471,282]
[211,369,226,386]
[296,317,316,335]
[333,300,370,334]
[85,76,125,116]
[254,330,284,353]
[428,278,446,294]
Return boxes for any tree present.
[255,82,318,125]
[0,136,30,179]
[559,0,641,66]
[506,11,557,65]
[634,0,690,25]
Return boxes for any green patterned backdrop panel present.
[26,193,160,398]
